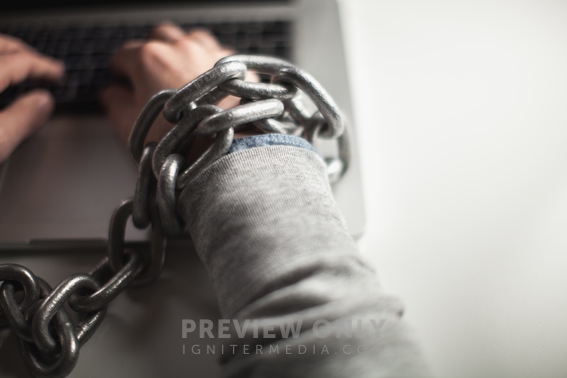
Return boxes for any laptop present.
[0,0,365,250]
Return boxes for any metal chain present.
[0,54,350,377]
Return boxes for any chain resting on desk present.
[0,54,349,378]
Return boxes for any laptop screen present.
[0,0,290,12]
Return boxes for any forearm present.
[178,144,430,377]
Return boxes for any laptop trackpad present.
[0,115,148,247]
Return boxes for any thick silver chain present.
[0,54,349,378]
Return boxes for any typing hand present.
[102,23,259,160]
[0,35,64,163]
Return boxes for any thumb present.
[0,90,54,162]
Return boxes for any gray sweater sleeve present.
[177,145,431,378]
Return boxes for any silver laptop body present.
[0,0,365,250]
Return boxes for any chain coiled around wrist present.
[0,54,350,378]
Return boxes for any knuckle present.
[153,21,175,29]
[119,40,140,50]
[177,38,201,52]
[139,41,160,55]
[186,28,212,38]
[139,41,168,61]
[2,50,24,61]
[153,23,175,32]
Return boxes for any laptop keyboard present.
[0,21,292,111]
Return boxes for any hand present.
[102,23,259,155]
[0,35,64,163]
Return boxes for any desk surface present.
[2,1,567,377]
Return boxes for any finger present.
[148,22,186,43]
[0,90,54,162]
[0,34,34,54]
[100,85,138,144]
[108,40,145,79]
[117,39,146,53]
[120,40,146,49]
[220,47,236,56]
[0,51,64,92]
[185,28,222,51]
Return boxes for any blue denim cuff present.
[227,134,320,156]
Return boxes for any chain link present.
[0,54,350,377]
[157,154,186,236]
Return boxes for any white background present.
[339,0,567,377]
[1,1,566,377]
